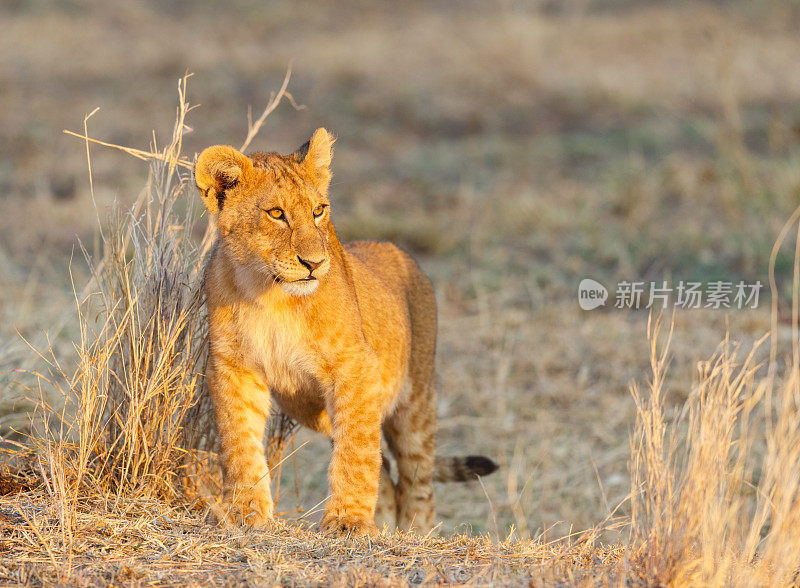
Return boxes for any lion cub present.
[195,128,496,536]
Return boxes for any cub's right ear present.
[194,145,253,214]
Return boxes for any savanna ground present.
[2,0,800,585]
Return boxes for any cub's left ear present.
[195,145,253,214]
[293,127,335,193]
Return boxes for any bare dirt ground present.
[2,1,800,584]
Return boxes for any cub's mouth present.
[275,274,321,297]
[272,275,318,284]
[273,275,316,283]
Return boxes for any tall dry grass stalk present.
[627,214,800,585]
[21,73,299,515]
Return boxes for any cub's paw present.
[226,487,274,528]
[320,512,378,538]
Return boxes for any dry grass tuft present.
[20,77,217,510]
[628,316,765,584]
[628,302,800,583]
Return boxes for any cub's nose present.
[297,255,325,273]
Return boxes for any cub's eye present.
[313,204,326,218]
[266,208,285,220]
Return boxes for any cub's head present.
[195,128,335,297]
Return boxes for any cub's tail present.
[433,455,498,483]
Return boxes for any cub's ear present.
[194,145,253,214]
[293,127,334,193]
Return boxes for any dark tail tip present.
[466,455,498,477]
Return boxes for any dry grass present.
[16,78,215,509]
[620,211,800,585]
[0,487,626,586]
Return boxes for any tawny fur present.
[195,128,495,537]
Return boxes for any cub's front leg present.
[208,354,273,526]
[321,359,383,537]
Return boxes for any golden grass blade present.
[61,130,194,170]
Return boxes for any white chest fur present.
[233,291,316,397]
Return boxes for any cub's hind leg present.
[383,381,437,533]
[373,453,397,531]
[382,264,439,533]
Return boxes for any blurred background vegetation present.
[1,0,799,536]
